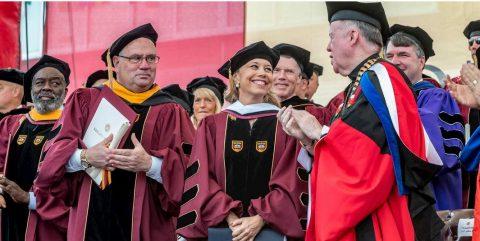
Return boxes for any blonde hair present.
[224,70,280,107]
[191,87,222,127]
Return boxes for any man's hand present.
[85,134,113,169]
[278,106,308,141]
[107,134,152,172]
[231,215,265,241]
[291,108,323,141]
[446,75,480,109]
[0,195,6,208]
[0,176,29,204]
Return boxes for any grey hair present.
[343,20,383,50]
[386,32,425,58]
[280,55,303,74]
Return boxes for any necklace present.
[331,57,379,122]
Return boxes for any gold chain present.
[332,57,379,122]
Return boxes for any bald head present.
[0,80,23,113]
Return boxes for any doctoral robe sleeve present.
[461,126,480,171]
[0,115,18,173]
[306,105,331,126]
[310,120,397,241]
[33,88,92,230]
[177,116,243,239]
[417,88,464,174]
[248,132,306,238]
[147,103,195,216]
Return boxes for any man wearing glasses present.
[32,23,195,241]
[272,44,331,125]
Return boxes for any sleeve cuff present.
[297,148,312,172]
[28,192,36,210]
[65,149,84,173]
[320,125,330,137]
[146,156,163,183]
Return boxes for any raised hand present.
[446,75,480,109]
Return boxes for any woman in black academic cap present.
[178,41,307,241]
[187,76,226,128]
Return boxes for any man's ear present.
[349,29,360,46]
[419,56,426,69]
[112,56,120,68]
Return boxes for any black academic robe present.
[0,113,58,241]
[178,106,307,240]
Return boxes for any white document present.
[457,218,474,238]
[83,98,131,185]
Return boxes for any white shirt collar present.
[225,101,279,115]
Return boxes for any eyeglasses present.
[118,54,160,64]
[273,68,301,78]
[469,38,480,46]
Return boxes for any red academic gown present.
[0,113,65,241]
[32,86,195,241]
[177,108,308,240]
[306,57,440,241]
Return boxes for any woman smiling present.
[178,41,307,241]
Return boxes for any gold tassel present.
[106,49,114,90]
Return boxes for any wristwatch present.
[80,149,92,169]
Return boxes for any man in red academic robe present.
[278,2,442,241]
[33,23,195,241]
[0,55,70,241]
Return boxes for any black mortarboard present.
[303,63,314,79]
[101,49,109,66]
[464,20,480,39]
[187,76,227,105]
[0,68,24,86]
[161,84,194,115]
[389,24,435,60]
[273,43,311,73]
[24,55,70,103]
[85,70,116,88]
[310,63,323,76]
[326,1,390,42]
[218,61,230,79]
[217,41,280,79]
[101,23,158,65]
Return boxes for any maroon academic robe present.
[0,114,65,241]
[177,109,308,240]
[33,86,195,241]
[280,96,331,125]
[325,91,345,123]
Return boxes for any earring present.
[235,82,239,88]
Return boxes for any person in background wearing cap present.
[278,2,442,241]
[33,23,195,241]
[447,19,480,210]
[84,70,114,88]
[178,41,307,241]
[447,34,480,239]
[186,76,226,129]
[0,55,69,241]
[272,44,331,125]
[161,84,194,116]
[385,24,465,212]
[305,63,323,101]
[0,69,28,120]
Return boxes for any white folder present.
[82,98,131,185]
